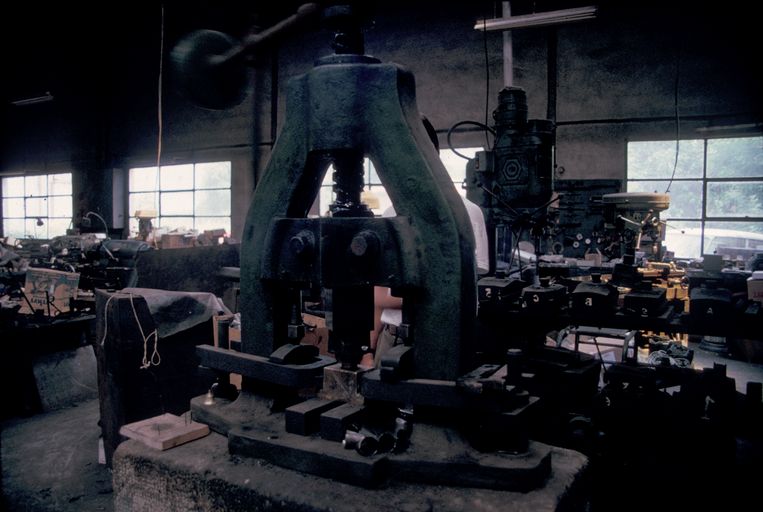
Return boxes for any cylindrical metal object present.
[393,418,412,453]
[342,430,378,456]
[216,315,232,349]
[505,348,523,386]
[376,432,396,454]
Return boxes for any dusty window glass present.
[628,137,763,260]
[1,173,72,238]
[127,162,231,237]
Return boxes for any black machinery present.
[178,4,553,490]
[465,85,555,276]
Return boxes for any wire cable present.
[482,3,491,149]
[151,3,165,250]
[85,211,109,234]
[506,226,523,271]
[156,3,165,174]
[665,40,681,194]
[447,121,496,159]
[99,294,116,346]
[127,293,161,369]
[479,185,521,219]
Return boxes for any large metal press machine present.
[170,2,761,496]
[172,3,560,490]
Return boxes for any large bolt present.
[289,230,315,257]
[350,230,379,258]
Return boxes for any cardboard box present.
[160,233,196,249]
[748,271,763,304]
[19,268,80,316]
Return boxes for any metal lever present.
[170,3,320,109]
[216,3,320,64]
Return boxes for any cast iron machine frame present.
[180,4,553,490]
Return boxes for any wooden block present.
[119,413,209,450]
[301,313,329,354]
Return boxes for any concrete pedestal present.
[113,431,589,512]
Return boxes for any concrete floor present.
[1,399,113,512]
[2,341,762,512]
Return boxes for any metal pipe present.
[546,28,557,123]
[502,2,513,87]
[476,6,598,32]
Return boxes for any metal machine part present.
[549,179,621,259]
[570,273,619,320]
[171,3,321,110]
[184,4,551,491]
[602,191,670,261]
[466,87,554,212]
[521,277,567,314]
[465,86,555,274]
[27,234,151,291]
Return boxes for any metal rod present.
[214,3,320,64]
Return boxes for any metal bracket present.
[197,345,334,388]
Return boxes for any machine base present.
[191,391,555,490]
[114,427,589,512]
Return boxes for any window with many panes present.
[1,173,73,239]
[128,162,231,237]
[627,136,763,260]
[315,148,480,216]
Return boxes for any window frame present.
[1,172,74,239]
[127,161,232,237]
[626,135,763,259]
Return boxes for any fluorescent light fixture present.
[475,6,597,31]
[696,123,763,133]
[10,91,54,106]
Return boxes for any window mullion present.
[700,138,708,254]
[192,163,197,230]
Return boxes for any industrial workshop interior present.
[1,1,762,511]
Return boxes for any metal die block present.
[319,363,373,404]
[320,403,366,442]
[284,398,344,436]
[623,286,667,317]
